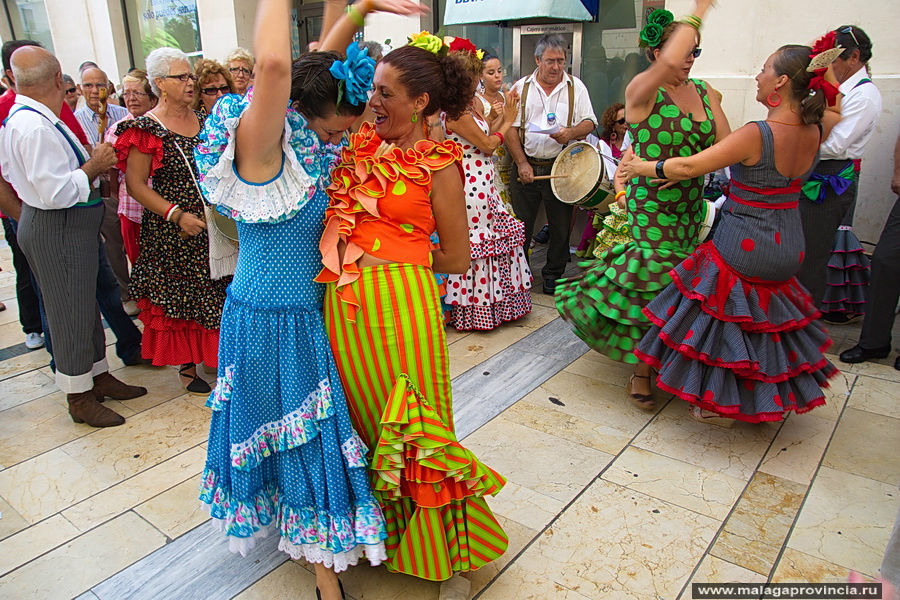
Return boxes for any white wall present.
[45,0,130,82]
[667,0,900,246]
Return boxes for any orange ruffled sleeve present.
[316,123,462,322]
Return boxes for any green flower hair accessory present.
[640,9,674,48]
[408,31,445,55]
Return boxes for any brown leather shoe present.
[93,371,147,401]
[68,391,125,427]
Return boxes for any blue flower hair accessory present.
[330,42,376,107]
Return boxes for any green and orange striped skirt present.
[324,263,508,581]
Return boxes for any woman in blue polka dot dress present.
[192,1,427,597]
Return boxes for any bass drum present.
[551,141,615,209]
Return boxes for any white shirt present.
[819,68,882,160]
[511,71,597,160]
[0,94,92,210]
[74,102,128,147]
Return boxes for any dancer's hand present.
[503,89,520,125]
[618,147,641,180]
[367,0,429,17]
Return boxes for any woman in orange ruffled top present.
[316,33,509,594]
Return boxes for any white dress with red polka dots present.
[443,111,532,331]
[635,121,837,423]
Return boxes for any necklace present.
[766,119,803,126]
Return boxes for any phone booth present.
[512,23,583,80]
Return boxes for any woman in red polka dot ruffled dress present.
[442,47,532,331]
[619,42,844,423]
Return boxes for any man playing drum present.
[506,34,597,294]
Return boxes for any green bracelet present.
[680,14,702,30]
[346,4,365,28]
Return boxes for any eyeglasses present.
[615,118,626,125]
[541,58,566,66]
[164,73,197,83]
[690,48,702,58]
[201,85,231,96]
[65,87,77,94]
[229,67,252,76]
[121,91,149,99]
[840,26,860,48]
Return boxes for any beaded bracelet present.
[346,4,365,27]
[681,14,702,30]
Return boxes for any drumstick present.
[518,174,570,182]
[97,86,109,140]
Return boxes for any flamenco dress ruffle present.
[635,241,838,422]
[592,203,632,257]
[444,115,532,331]
[194,93,387,569]
[319,123,509,580]
[821,225,870,316]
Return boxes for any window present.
[3,0,54,53]
[123,0,202,67]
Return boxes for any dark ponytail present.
[773,45,825,125]
[381,45,478,121]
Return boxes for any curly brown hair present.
[381,46,478,121]
[192,59,235,110]
[599,102,625,143]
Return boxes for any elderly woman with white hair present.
[114,47,229,394]
[224,47,254,95]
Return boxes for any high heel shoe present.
[627,373,655,410]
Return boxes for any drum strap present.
[519,75,576,149]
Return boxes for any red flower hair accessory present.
[445,36,483,59]
[811,31,837,56]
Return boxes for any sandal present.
[688,405,735,428]
[627,373,655,410]
[178,363,211,396]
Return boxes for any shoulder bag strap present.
[519,80,530,147]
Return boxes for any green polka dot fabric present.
[555,80,718,363]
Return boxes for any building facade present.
[1,0,897,243]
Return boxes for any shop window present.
[3,0,54,53]
[123,0,202,67]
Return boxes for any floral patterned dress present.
[114,113,228,366]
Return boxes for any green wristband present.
[346,4,365,27]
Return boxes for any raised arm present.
[320,0,428,54]
[231,0,293,184]
[625,0,714,122]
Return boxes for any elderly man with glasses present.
[506,34,597,294]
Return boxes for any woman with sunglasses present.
[192,59,236,115]
[114,47,229,395]
[618,41,843,424]
[555,0,730,410]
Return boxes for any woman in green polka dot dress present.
[555,0,729,408]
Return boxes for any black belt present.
[526,156,555,166]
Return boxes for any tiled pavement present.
[0,237,898,600]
